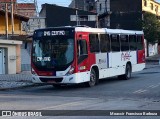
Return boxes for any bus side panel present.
[137,50,145,64]
[76,32,96,72]
[109,52,124,76]
[95,53,110,79]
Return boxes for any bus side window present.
[100,34,110,52]
[129,35,137,51]
[89,34,99,53]
[111,34,120,52]
[120,35,129,51]
[137,35,143,50]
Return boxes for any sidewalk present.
[0,71,35,90]
[0,55,160,91]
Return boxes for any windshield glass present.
[32,35,74,71]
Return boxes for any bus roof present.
[35,26,143,35]
[75,27,143,35]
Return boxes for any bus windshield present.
[32,36,74,71]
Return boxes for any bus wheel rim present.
[90,70,96,86]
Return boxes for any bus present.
[31,26,145,87]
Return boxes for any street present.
[0,66,160,119]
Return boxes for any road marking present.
[38,100,95,110]
[148,85,159,88]
[133,83,160,94]
[133,89,147,94]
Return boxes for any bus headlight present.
[31,68,38,76]
[66,66,74,75]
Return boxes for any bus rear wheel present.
[118,64,131,80]
[85,69,97,87]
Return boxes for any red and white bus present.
[31,26,145,87]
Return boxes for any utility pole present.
[5,3,9,39]
[11,0,14,36]
[76,9,79,25]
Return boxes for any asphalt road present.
[0,66,160,119]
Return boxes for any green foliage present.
[142,12,160,43]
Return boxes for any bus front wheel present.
[85,69,97,87]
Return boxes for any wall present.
[148,43,158,56]
[144,39,158,57]
[23,17,46,35]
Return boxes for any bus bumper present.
[32,71,90,84]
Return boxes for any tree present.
[142,12,160,43]
[142,12,160,56]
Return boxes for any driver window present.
[77,40,88,57]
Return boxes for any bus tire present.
[85,68,97,87]
[118,64,131,80]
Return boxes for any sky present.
[37,0,71,11]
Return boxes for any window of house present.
[110,34,120,52]
[144,0,147,7]
[89,34,100,53]
[155,6,158,12]
[99,3,102,11]
[150,3,153,10]
[100,34,110,52]
[120,35,129,51]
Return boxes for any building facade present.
[96,0,160,30]
[39,4,97,28]
[69,0,95,11]
[0,2,30,74]
[142,0,160,16]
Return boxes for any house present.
[39,4,97,28]
[0,10,29,36]
[0,0,37,17]
[0,10,29,74]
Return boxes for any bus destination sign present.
[44,31,65,36]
